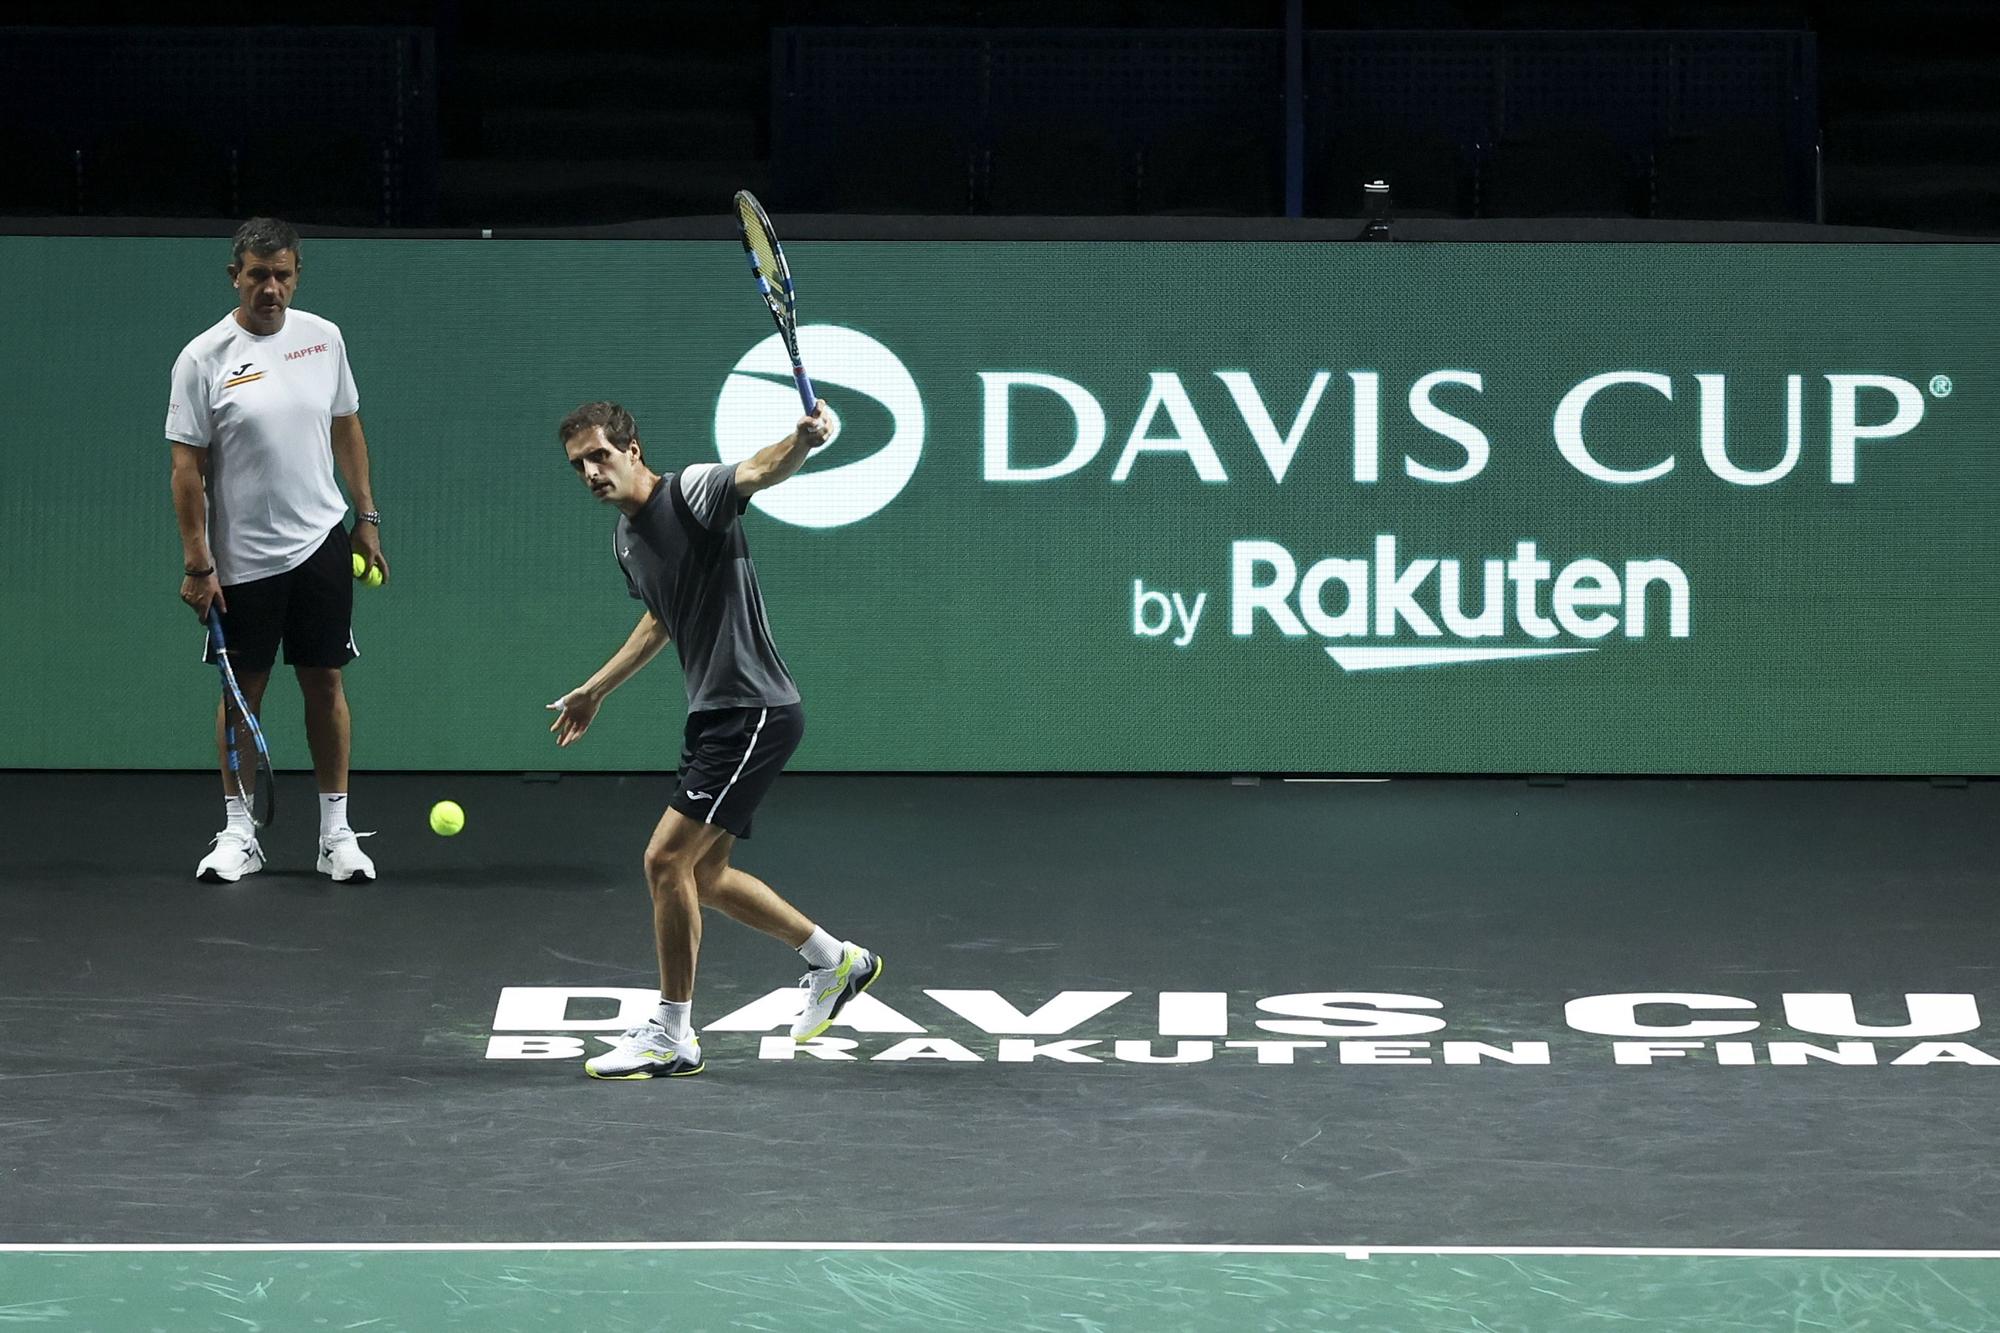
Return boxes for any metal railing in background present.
[772,27,1817,222]
[0,26,439,225]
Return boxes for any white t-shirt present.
[165,308,359,584]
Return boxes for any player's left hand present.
[351,525,389,583]
[546,689,601,747]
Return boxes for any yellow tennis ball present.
[351,552,366,579]
[429,800,465,836]
[365,564,383,588]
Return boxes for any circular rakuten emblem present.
[714,326,923,529]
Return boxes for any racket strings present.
[207,612,276,829]
[733,188,815,412]
[746,230,782,284]
[218,668,274,825]
[252,766,275,826]
[735,198,788,297]
[222,700,253,797]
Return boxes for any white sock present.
[797,927,843,970]
[319,793,352,839]
[654,999,693,1045]
[223,796,255,838]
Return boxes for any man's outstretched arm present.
[733,404,835,496]
[546,611,670,747]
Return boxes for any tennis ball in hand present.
[429,800,465,836]
[352,553,366,578]
[351,553,383,587]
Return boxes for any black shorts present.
[670,703,804,839]
[202,525,358,675]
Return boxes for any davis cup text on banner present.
[485,986,1999,1068]
[976,370,1939,488]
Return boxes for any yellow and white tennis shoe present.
[791,943,884,1041]
[586,1021,705,1080]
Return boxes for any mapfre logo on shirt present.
[284,342,329,361]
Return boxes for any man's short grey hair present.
[232,217,300,265]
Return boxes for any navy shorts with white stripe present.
[669,703,805,838]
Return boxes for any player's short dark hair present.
[558,401,641,456]
[232,217,300,265]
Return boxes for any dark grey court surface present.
[1,772,1995,1249]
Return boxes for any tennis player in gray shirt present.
[548,400,882,1080]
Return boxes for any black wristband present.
[184,565,214,577]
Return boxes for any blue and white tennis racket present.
[206,608,276,828]
[733,189,818,414]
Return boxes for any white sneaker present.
[791,942,884,1041]
[585,1021,704,1080]
[196,829,265,884]
[316,830,377,883]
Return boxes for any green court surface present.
[3,1246,1997,1332]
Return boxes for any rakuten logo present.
[1230,537,1690,670]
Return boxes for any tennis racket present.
[733,189,818,414]
[206,608,276,828]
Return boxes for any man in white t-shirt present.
[167,217,389,885]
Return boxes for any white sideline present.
[1,1242,1997,1259]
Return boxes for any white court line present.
[1,1242,1996,1259]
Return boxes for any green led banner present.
[3,237,1996,772]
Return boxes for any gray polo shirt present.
[616,463,800,713]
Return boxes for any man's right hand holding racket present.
[731,403,838,494]
[181,563,225,619]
